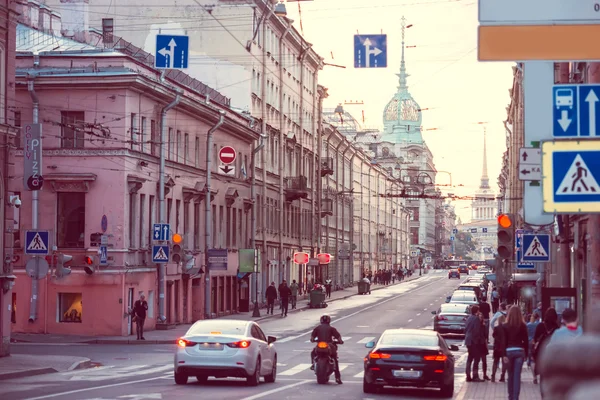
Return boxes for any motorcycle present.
[312,338,343,384]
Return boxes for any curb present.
[0,367,57,381]
[10,275,429,346]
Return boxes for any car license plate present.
[449,325,462,330]
[393,370,422,378]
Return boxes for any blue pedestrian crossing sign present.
[542,140,600,213]
[521,234,551,262]
[99,245,108,266]
[153,223,170,241]
[452,228,458,234]
[152,245,169,263]
[553,85,600,138]
[516,229,534,270]
[155,35,189,69]
[25,230,49,255]
[354,35,387,68]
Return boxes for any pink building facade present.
[9,11,259,336]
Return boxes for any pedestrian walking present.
[265,282,277,315]
[279,281,292,317]
[465,305,485,382]
[289,280,299,309]
[133,293,148,341]
[478,311,491,381]
[532,307,559,385]
[324,277,332,298]
[526,312,541,369]
[491,287,500,313]
[491,314,507,382]
[501,305,529,400]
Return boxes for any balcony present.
[285,176,309,202]
[321,157,334,176]
[320,198,333,217]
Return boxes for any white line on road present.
[408,319,413,323]
[239,380,311,400]
[279,363,312,376]
[356,325,369,328]
[276,337,297,343]
[275,276,445,342]
[25,376,164,399]
[416,313,421,316]
[357,336,376,344]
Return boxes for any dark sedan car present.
[363,329,457,397]
[448,269,460,279]
[458,265,469,274]
[432,303,470,334]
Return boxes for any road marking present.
[24,376,165,399]
[69,365,172,381]
[408,319,413,323]
[356,325,369,328]
[416,313,421,316]
[342,336,352,341]
[277,363,287,367]
[276,337,296,343]
[279,363,312,376]
[354,370,364,378]
[424,308,428,311]
[338,363,352,371]
[357,336,376,344]
[239,380,311,400]
[274,276,445,342]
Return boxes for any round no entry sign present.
[219,146,236,165]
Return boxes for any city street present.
[0,271,470,400]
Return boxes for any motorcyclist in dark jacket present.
[309,315,344,384]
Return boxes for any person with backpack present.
[532,307,559,385]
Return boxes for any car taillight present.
[424,354,448,361]
[369,352,391,359]
[437,315,447,321]
[226,340,251,348]
[177,339,197,348]
[317,341,328,349]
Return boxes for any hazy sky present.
[284,0,514,222]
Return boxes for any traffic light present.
[171,233,183,263]
[182,254,195,272]
[56,253,72,277]
[83,254,98,275]
[497,213,515,260]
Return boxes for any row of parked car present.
[434,266,492,335]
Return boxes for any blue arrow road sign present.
[155,34,189,69]
[153,245,170,263]
[482,227,488,233]
[521,234,551,262]
[542,140,600,213]
[452,228,458,234]
[553,84,600,138]
[354,35,387,68]
[25,230,49,255]
[153,223,170,241]
[99,245,108,266]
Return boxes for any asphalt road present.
[0,271,472,400]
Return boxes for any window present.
[195,136,200,168]
[58,293,82,323]
[130,113,138,150]
[60,111,85,149]
[176,130,181,162]
[150,120,158,156]
[140,117,147,153]
[129,193,137,248]
[183,201,189,247]
[379,333,437,347]
[176,200,181,233]
[57,192,85,248]
[168,128,173,160]
[148,195,155,246]
[184,133,189,164]
[147,290,155,318]
[194,203,200,250]
[14,111,21,148]
[139,194,146,248]
[167,199,173,225]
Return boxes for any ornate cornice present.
[243,198,253,212]
[14,149,130,157]
[44,173,97,192]
[157,176,176,196]
[182,186,203,203]
[200,183,218,203]
[127,175,146,194]
[225,188,239,207]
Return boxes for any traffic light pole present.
[204,110,225,320]
[158,90,181,323]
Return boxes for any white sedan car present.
[174,319,278,386]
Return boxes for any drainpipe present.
[204,107,226,319]
[251,131,268,317]
[297,42,311,275]
[333,138,348,286]
[260,6,274,296]
[158,85,181,323]
[278,21,292,283]
[344,146,356,285]
[27,74,40,323]
[339,141,353,287]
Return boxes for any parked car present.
[363,328,457,397]
[458,264,469,274]
[448,269,460,279]
[173,320,277,386]
[432,303,470,334]
[449,291,479,307]
[456,282,483,299]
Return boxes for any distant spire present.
[480,128,490,189]
[396,16,409,92]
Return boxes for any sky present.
[283,0,514,222]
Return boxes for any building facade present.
[9,0,262,336]
[0,0,18,356]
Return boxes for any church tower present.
[471,129,496,221]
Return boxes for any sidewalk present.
[0,354,91,381]
[11,274,425,345]
[455,354,542,400]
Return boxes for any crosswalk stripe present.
[353,371,364,378]
[357,336,376,344]
[279,363,312,376]
[338,363,352,371]
[342,336,352,341]
[276,337,296,343]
